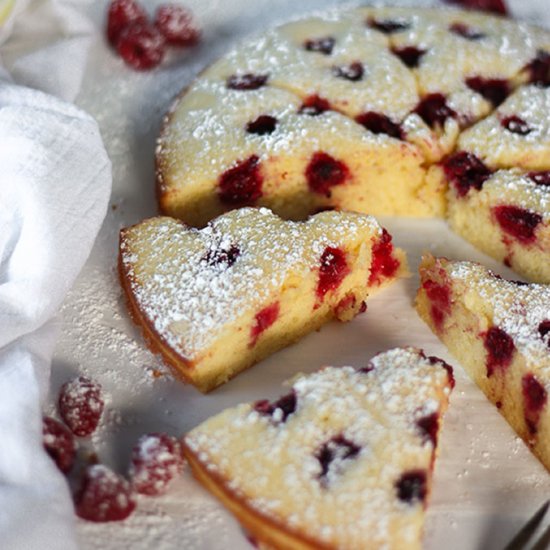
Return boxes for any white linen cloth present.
[0,87,110,548]
[0,1,111,547]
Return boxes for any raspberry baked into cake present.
[156,5,550,287]
[183,347,455,550]
[444,165,550,283]
[416,254,550,470]
[119,208,406,392]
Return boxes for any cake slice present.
[416,254,550,470]
[358,6,540,163]
[445,164,550,283]
[433,84,550,283]
[183,347,454,549]
[157,80,439,228]
[456,85,550,171]
[119,208,407,393]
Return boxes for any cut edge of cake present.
[119,209,408,393]
[182,347,455,549]
[415,253,550,471]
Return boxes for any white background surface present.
[30,0,550,548]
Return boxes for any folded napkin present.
[0,79,111,549]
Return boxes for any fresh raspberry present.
[117,22,166,71]
[129,433,184,496]
[75,464,136,522]
[154,4,201,47]
[58,376,104,437]
[106,0,148,47]
[42,416,76,474]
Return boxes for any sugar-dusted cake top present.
[458,85,550,170]
[157,79,417,199]
[184,347,453,549]
[443,259,550,368]
[120,208,385,359]
[157,4,550,229]
[476,169,550,220]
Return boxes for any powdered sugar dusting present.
[184,347,453,547]
[481,169,550,219]
[158,3,550,218]
[458,85,550,170]
[121,208,382,359]
[47,2,550,548]
[448,260,550,370]
[129,433,184,496]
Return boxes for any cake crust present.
[183,349,454,549]
[119,209,406,392]
[183,449,328,550]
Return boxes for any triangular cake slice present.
[183,347,454,549]
[119,208,406,393]
[416,254,550,469]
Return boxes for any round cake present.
[156,5,550,282]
